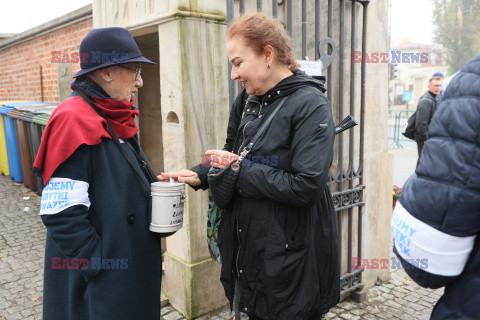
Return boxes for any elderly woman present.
[33,27,162,320]
[160,13,339,320]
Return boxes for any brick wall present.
[0,18,92,103]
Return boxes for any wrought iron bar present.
[287,0,293,36]
[227,0,235,109]
[350,0,357,179]
[358,0,370,279]
[347,0,357,274]
[257,0,262,11]
[240,0,245,14]
[315,0,321,60]
[327,0,333,101]
[339,0,345,134]
[302,0,307,59]
[272,0,278,17]
[337,0,346,270]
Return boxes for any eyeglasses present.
[117,65,142,81]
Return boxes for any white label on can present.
[150,191,185,232]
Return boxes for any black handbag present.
[207,96,288,209]
[402,111,417,140]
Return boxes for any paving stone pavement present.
[0,174,443,320]
[0,177,45,320]
[162,269,444,320]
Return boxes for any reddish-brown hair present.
[225,13,300,72]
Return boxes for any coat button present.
[244,307,248,312]
[239,269,243,274]
[286,244,289,249]
[127,213,136,224]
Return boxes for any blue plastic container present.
[0,102,49,183]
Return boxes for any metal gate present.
[226,0,371,301]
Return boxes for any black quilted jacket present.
[393,54,480,320]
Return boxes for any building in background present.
[0,6,92,103]
[389,42,448,106]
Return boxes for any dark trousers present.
[416,139,425,168]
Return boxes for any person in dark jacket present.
[160,13,339,320]
[414,76,443,166]
[391,54,480,320]
[33,27,163,320]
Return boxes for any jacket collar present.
[71,76,112,100]
[248,70,326,105]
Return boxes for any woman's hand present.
[157,170,201,186]
[205,150,239,170]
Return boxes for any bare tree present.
[432,0,480,74]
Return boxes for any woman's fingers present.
[205,150,238,169]
[205,149,223,156]
[178,173,201,186]
[158,170,200,186]
[158,171,189,181]
[157,172,180,181]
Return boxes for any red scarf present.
[33,95,139,185]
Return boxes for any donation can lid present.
[151,181,185,194]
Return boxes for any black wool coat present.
[39,90,163,320]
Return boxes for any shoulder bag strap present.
[124,139,158,183]
[238,96,288,163]
[72,90,152,194]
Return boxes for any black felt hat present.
[73,27,155,78]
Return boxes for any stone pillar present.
[93,1,230,318]
[360,0,395,288]
[157,4,230,320]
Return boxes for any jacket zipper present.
[233,97,265,312]
[234,114,250,307]
[237,100,262,155]
[259,95,268,115]
[235,203,241,280]
[233,94,276,306]
[237,120,252,155]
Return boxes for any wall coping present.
[124,10,226,35]
[0,33,18,38]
